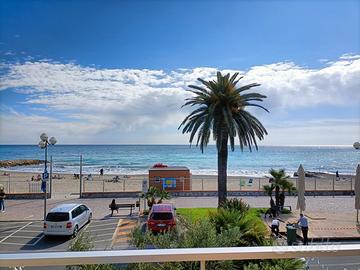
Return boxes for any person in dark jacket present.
[0,187,5,212]
[109,199,118,216]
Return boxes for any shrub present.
[209,208,244,233]
[219,198,250,213]
[66,231,115,270]
[68,231,94,252]
[245,259,305,270]
[140,186,171,208]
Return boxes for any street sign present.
[41,181,46,192]
[142,179,148,192]
[42,172,49,181]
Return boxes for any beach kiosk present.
[149,164,191,191]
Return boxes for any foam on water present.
[0,145,358,176]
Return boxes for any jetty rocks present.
[0,159,44,167]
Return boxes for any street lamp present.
[38,133,57,221]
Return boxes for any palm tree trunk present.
[217,133,228,207]
[275,185,280,214]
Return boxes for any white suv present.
[44,203,92,237]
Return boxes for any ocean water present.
[0,145,359,176]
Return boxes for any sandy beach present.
[0,170,355,196]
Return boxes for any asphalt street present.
[0,217,120,253]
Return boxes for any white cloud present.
[0,55,359,144]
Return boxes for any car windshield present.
[46,212,70,222]
[150,212,173,220]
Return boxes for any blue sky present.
[0,0,359,145]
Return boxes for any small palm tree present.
[141,187,171,208]
[179,72,268,206]
[267,168,294,211]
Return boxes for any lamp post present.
[38,133,57,221]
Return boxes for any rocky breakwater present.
[0,159,44,167]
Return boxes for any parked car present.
[147,203,176,233]
[43,203,92,237]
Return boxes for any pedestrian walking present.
[297,213,309,245]
[336,170,340,180]
[0,186,6,212]
[100,168,104,176]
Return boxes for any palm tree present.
[179,72,268,206]
[267,168,294,211]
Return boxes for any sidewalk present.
[264,211,360,241]
[1,196,359,241]
[0,197,141,221]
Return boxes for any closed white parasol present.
[296,164,306,214]
[355,164,360,223]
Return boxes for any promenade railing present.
[1,245,360,269]
[0,175,355,196]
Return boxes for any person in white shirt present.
[297,213,309,245]
[271,218,280,236]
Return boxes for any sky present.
[0,0,359,145]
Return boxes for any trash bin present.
[286,224,297,245]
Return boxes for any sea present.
[0,145,359,176]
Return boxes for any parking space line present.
[90,227,116,232]
[32,234,44,246]
[88,223,118,228]
[19,230,43,233]
[0,222,32,243]
[92,233,115,238]
[0,225,27,231]
[4,235,42,239]
[93,239,113,243]
[0,221,29,226]
[0,241,36,246]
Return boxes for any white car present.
[44,203,92,237]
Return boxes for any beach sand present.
[0,170,354,195]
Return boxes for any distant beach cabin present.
[149,166,191,191]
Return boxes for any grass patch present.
[244,208,268,232]
[177,207,267,232]
[177,208,216,222]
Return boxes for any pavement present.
[1,196,359,254]
[0,216,139,253]
[264,211,360,242]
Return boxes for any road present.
[0,218,121,253]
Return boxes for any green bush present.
[66,231,115,270]
[219,198,250,213]
[245,259,305,270]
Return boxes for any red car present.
[147,204,176,233]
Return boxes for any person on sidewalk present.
[0,187,6,213]
[109,199,118,216]
[297,213,309,245]
[271,218,280,236]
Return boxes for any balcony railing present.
[1,244,360,269]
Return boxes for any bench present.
[109,201,140,216]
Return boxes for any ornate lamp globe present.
[49,137,57,145]
[38,141,46,149]
[354,142,360,150]
[40,133,48,142]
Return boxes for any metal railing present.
[1,245,360,269]
[1,175,355,195]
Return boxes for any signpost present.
[38,133,56,221]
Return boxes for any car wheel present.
[72,225,79,238]
[88,213,92,223]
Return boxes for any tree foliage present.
[179,72,268,205]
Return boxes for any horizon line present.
[0,144,355,147]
